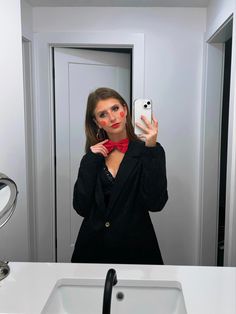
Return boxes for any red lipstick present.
[111,123,120,128]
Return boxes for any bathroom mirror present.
[9,1,233,266]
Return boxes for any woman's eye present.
[99,113,106,118]
[113,106,119,111]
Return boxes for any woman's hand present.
[90,139,109,157]
[135,114,158,147]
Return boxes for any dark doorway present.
[217,37,232,266]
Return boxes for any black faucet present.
[102,268,118,314]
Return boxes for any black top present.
[100,164,115,208]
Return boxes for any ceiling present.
[24,0,210,7]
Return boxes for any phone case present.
[132,98,152,135]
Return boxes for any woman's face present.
[94,98,127,136]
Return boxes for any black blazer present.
[71,140,168,264]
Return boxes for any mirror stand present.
[0,173,18,281]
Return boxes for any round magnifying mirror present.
[0,174,18,229]
[0,173,18,281]
[0,183,11,213]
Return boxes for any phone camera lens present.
[144,104,147,108]
[147,101,150,105]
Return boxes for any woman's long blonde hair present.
[85,87,138,152]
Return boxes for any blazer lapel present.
[107,140,143,214]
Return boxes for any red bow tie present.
[103,138,129,154]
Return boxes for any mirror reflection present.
[1,0,235,268]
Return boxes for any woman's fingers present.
[101,146,109,156]
[99,139,109,144]
[92,149,107,157]
[136,115,157,131]
[93,148,107,156]
[136,115,158,132]
[98,146,108,156]
[137,134,146,142]
[90,141,108,157]
[152,113,156,121]
[136,113,159,146]
[135,121,148,133]
[141,115,152,128]
[152,114,158,128]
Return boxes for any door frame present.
[199,15,236,266]
[22,37,37,261]
[33,32,144,261]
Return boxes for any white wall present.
[31,7,206,265]
[0,1,29,261]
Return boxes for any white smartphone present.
[132,98,152,135]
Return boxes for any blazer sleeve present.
[139,142,168,211]
[73,150,104,217]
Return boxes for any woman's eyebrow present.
[96,109,107,115]
[96,104,119,115]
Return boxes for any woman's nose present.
[108,112,116,122]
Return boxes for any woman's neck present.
[107,130,128,142]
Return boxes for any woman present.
[71,87,168,264]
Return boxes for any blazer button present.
[105,221,110,228]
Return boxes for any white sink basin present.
[41,278,187,314]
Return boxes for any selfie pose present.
[71,87,168,264]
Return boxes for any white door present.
[54,48,131,262]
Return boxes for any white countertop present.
[0,262,235,314]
